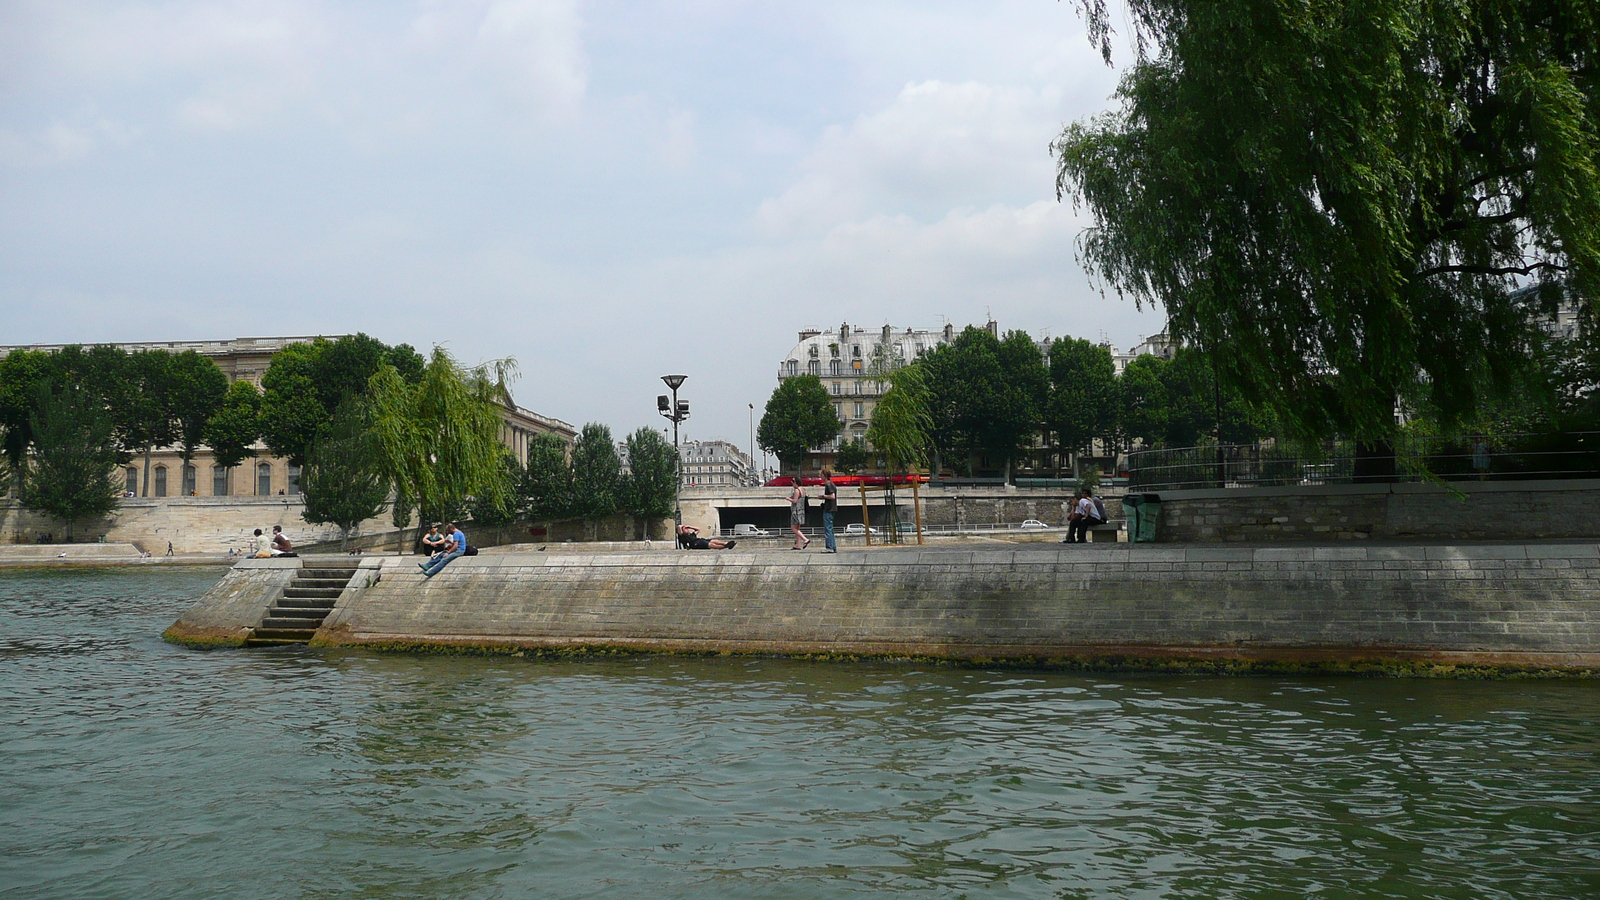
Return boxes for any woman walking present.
[788,481,810,550]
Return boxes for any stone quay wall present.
[169,543,1600,670]
[0,498,389,555]
[1154,479,1600,543]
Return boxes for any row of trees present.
[756,325,1276,480]
[0,333,681,542]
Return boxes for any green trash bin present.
[1120,493,1162,543]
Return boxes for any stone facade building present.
[679,440,754,488]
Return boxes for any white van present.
[732,524,770,536]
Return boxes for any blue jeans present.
[823,512,836,551]
[422,549,463,577]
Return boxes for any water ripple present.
[2,569,1598,899]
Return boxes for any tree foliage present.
[620,426,679,520]
[367,348,514,528]
[921,327,1044,478]
[865,364,934,474]
[519,433,575,521]
[205,380,263,470]
[758,374,839,476]
[833,437,871,474]
[166,350,229,464]
[21,384,121,532]
[261,335,425,466]
[1047,337,1119,462]
[300,397,389,547]
[569,422,622,521]
[1056,0,1600,444]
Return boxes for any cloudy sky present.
[0,0,1160,453]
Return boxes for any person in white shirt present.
[1065,489,1105,544]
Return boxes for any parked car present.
[844,524,882,536]
[731,524,770,536]
[1019,519,1049,530]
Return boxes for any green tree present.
[619,427,679,525]
[260,335,425,466]
[166,351,229,465]
[833,437,870,474]
[117,350,178,497]
[0,349,51,486]
[1047,337,1119,476]
[569,423,622,521]
[519,433,575,521]
[758,374,839,477]
[205,380,263,470]
[300,397,390,549]
[1056,0,1600,475]
[1118,354,1171,448]
[467,454,522,527]
[21,384,121,536]
[368,348,515,528]
[865,363,934,475]
[921,327,1044,480]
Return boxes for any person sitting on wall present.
[677,524,736,550]
[270,525,296,557]
[1064,489,1106,544]
[250,528,270,558]
[420,523,447,558]
[420,523,467,577]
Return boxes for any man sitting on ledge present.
[420,523,467,577]
[678,524,736,550]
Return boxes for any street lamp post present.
[748,403,755,487]
[658,375,689,535]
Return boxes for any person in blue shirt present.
[420,523,467,577]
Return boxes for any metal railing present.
[1125,433,1600,492]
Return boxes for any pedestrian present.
[820,469,838,553]
[788,480,810,550]
[270,525,294,556]
[1065,488,1106,544]
[420,523,467,577]
[420,523,447,558]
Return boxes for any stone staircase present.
[246,561,361,646]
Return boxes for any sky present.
[0,0,1162,454]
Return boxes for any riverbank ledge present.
[161,542,1600,672]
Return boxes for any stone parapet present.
[1153,479,1600,542]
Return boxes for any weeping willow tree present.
[367,348,516,529]
[866,365,935,540]
[1056,0,1600,478]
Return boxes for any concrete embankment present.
[164,542,1600,672]
[0,543,229,568]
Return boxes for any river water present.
[2,568,1597,899]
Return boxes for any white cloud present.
[472,0,588,117]
[0,115,135,166]
[756,79,1064,235]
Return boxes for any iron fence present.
[1126,433,1600,492]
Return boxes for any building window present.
[786,360,798,376]
[124,468,137,496]
[831,382,840,395]
[830,359,841,375]
[181,465,197,496]
[154,466,168,498]
[834,402,842,419]
[213,466,230,497]
[807,360,820,376]
[288,465,301,496]
[854,381,863,395]
[852,345,861,358]
[854,402,864,419]
[257,463,272,496]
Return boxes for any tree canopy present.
[569,423,622,521]
[21,384,121,532]
[261,334,424,466]
[1046,337,1118,467]
[1056,0,1600,453]
[299,397,390,547]
[921,327,1045,478]
[758,375,839,476]
[619,427,679,521]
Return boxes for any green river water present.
[1,567,1597,899]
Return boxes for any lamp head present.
[661,374,687,391]
[657,395,670,412]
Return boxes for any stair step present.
[260,616,326,630]
[276,597,336,609]
[284,587,344,599]
[251,627,319,641]
[267,606,331,620]
[302,569,359,579]
[289,578,350,589]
